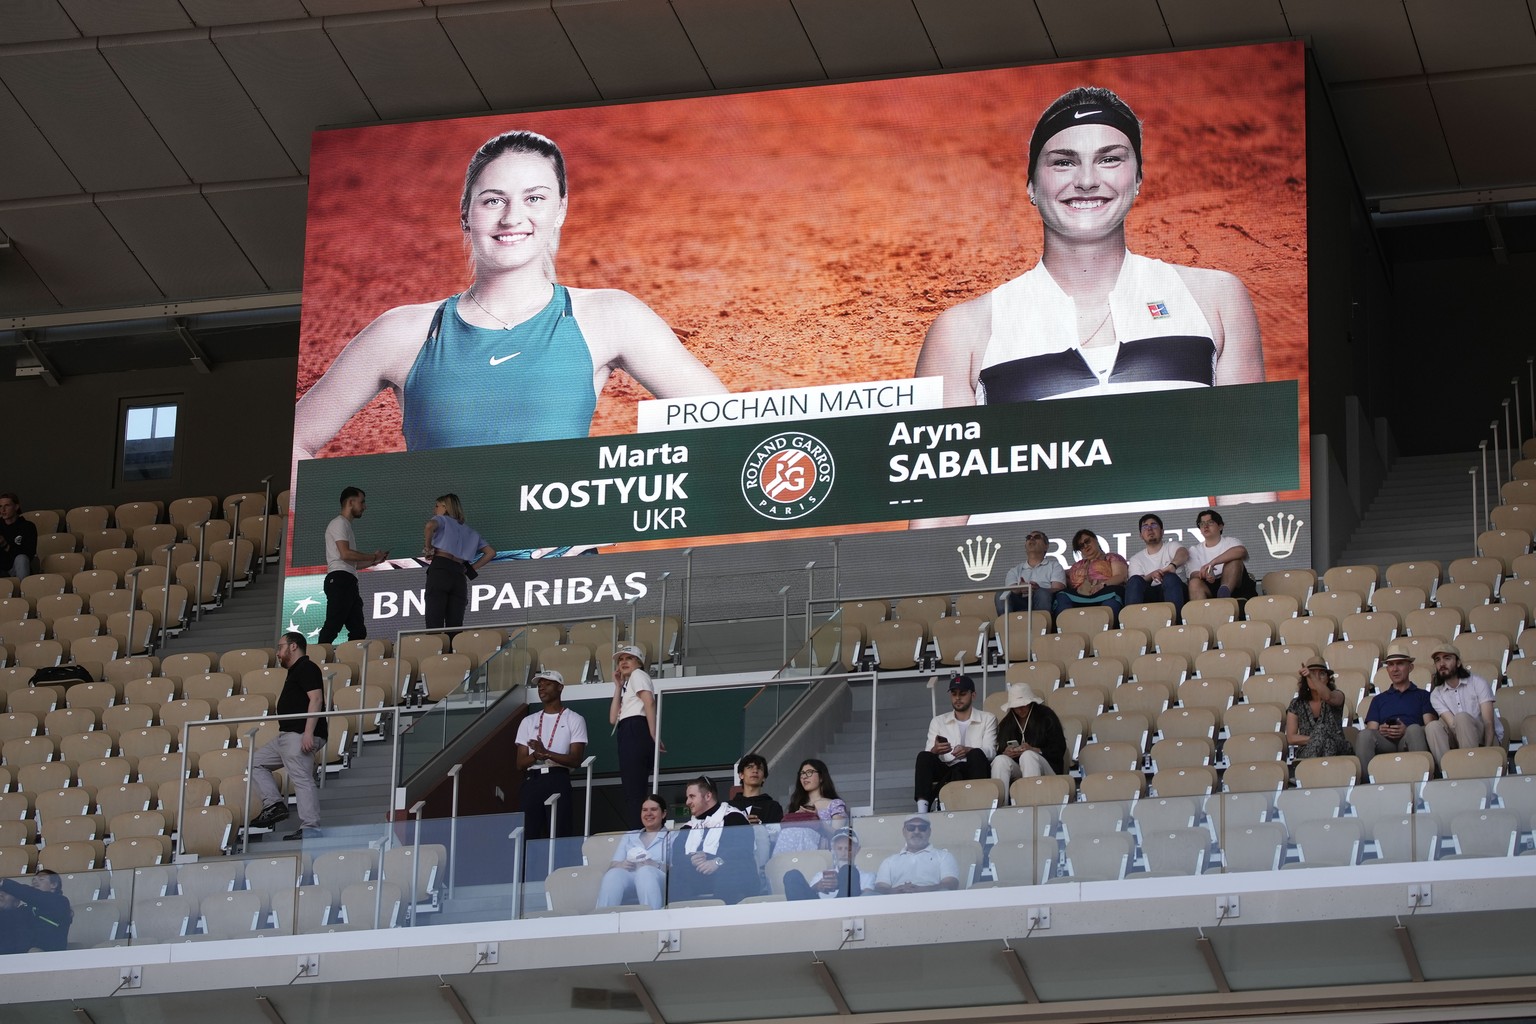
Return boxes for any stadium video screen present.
[284,41,1308,633]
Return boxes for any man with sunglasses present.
[873,815,959,894]
[998,529,1066,614]
[1124,513,1189,618]
[914,673,998,813]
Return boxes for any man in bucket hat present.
[1424,641,1502,769]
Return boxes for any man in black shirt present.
[0,493,37,580]
[251,631,326,840]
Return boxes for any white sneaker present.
[916,799,929,813]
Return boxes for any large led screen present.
[284,41,1309,637]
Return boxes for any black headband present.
[1028,100,1142,184]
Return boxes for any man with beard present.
[1424,641,1502,770]
[914,674,997,813]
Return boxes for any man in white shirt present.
[1184,508,1254,600]
[874,815,960,894]
[317,486,388,644]
[514,669,589,847]
[1124,513,1189,617]
[914,673,998,812]
[1424,641,1503,768]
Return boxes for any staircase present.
[817,674,943,814]
[1338,451,1482,568]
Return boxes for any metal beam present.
[438,981,478,1024]
[624,970,666,1024]
[174,317,214,374]
[810,958,852,1016]
[1395,924,1426,984]
[1195,933,1231,994]
[20,331,60,387]
[1000,944,1041,1003]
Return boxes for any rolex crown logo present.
[1259,513,1303,558]
[958,535,1001,581]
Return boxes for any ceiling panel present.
[204,181,309,291]
[98,192,267,299]
[325,17,489,121]
[180,0,309,26]
[438,7,603,112]
[55,0,190,36]
[101,36,297,182]
[554,0,714,98]
[1430,71,1536,187]
[790,0,938,79]
[0,246,58,313]
[0,49,188,192]
[1281,0,1423,81]
[672,0,826,89]
[1329,81,1459,196]
[304,0,423,12]
[0,0,81,44]
[911,0,1056,69]
[0,81,80,199]
[1159,0,1292,48]
[1034,0,1173,57]
[1405,0,1536,73]
[0,202,160,309]
[214,23,378,170]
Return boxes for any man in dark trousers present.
[318,486,387,645]
[1,870,72,951]
[669,776,758,905]
[251,632,326,839]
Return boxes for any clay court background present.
[297,42,1308,501]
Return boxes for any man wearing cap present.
[1424,641,1502,769]
[914,673,998,813]
[609,643,661,829]
[997,529,1067,614]
[990,682,1068,799]
[515,669,589,848]
[668,775,757,904]
[783,827,871,901]
[1124,513,1189,618]
[1353,642,1435,777]
[874,816,960,894]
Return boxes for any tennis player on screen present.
[293,130,725,460]
[913,87,1269,525]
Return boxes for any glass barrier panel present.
[397,627,533,783]
[740,678,813,758]
[52,868,119,950]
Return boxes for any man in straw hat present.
[1424,640,1502,769]
[990,682,1068,802]
[1352,641,1435,776]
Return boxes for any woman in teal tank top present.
[293,130,726,458]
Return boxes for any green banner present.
[294,381,1298,564]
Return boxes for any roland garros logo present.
[741,431,836,521]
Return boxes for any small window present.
[120,400,179,482]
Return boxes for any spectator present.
[0,493,37,580]
[726,753,783,825]
[420,493,494,629]
[1424,641,1502,768]
[609,643,662,829]
[0,871,72,952]
[772,759,848,856]
[914,673,998,812]
[595,793,672,910]
[668,776,757,905]
[1285,657,1352,758]
[990,682,1068,798]
[318,486,388,645]
[1054,529,1128,617]
[784,827,871,901]
[997,529,1066,614]
[250,632,326,840]
[874,816,960,894]
[1184,508,1254,600]
[1353,642,1435,777]
[1123,513,1188,618]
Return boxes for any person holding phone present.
[1353,642,1435,780]
[913,674,998,813]
[783,828,871,901]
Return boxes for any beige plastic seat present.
[1057,606,1115,635]
[1032,632,1086,669]
[1151,765,1218,799]
[930,615,990,666]
[1340,611,1400,648]
[1450,556,1507,593]
[337,881,403,929]
[1046,684,1106,725]
[1322,565,1379,604]
[1216,620,1272,661]
[1183,598,1240,634]
[416,653,473,702]
[1286,818,1364,868]
[1467,604,1525,644]
[1244,594,1299,629]
[1119,602,1175,635]
[1215,822,1287,872]
[1276,615,1336,652]
[1140,827,1211,876]
[128,894,195,941]
[1154,624,1210,663]
[197,890,264,940]
[106,611,154,657]
[1367,751,1434,786]
[992,612,1051,662]
[1149,736,1213,770]
[1384,560,1441,595]
[1089,627,1149,664]
[1478,530,1532,574]
[1058,831,1134,882]
[1066,656,1125,692]
[864,620,924,670]
[1111,681,1172,720]
[180,805,234,857]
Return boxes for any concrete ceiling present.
[1,0,1533,330]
